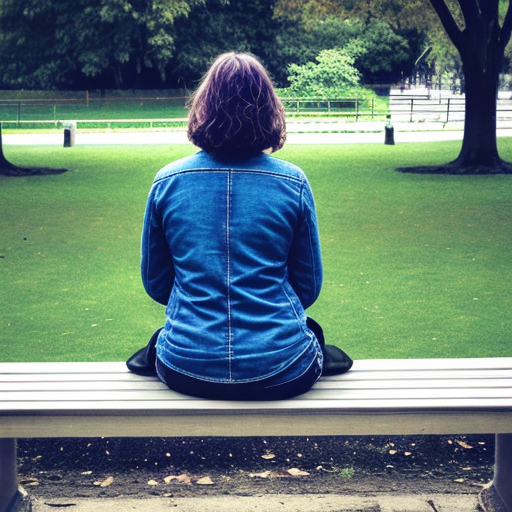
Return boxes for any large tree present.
[0,125,67,176]
[276,0,512,174]
[407,0,512,174]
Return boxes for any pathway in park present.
[3,123,511,147]
[29,493,481,512]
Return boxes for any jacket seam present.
[226,170,233,381]
[302,182,320,304]
[153,168,303,185]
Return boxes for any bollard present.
[63,121,76,147]
[384,115,395,145]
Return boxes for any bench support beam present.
[0,438,18,512]
[495,434,512,510]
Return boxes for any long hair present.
[187,53,286,155]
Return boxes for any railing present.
[281,98,380,121]
[389,95,512,123]
[1,93,511,128]
[0,95,189,128]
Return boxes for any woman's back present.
[142,151,322,383]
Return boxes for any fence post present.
[410,98,414,122]
[446,98,450,124]
[17,102,21,128]
[355,99,359,121]
[371,98,375,119]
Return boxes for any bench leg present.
[0,438,18,512]
[494,433,512,512]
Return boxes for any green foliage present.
[344,19,411,77]
[294,16,415,83]
[281,48,376,99]
[169,0,312,88]
[0,0,424,90]
[339,468,355,479]
[0,0,202,89]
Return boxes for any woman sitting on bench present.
[127,52,352,399]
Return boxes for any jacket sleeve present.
[141,185,175,306]
[287,178,323,309]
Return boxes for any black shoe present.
[126,328,161,376]
[322,344,353,376]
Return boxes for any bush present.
[279,48,377,100]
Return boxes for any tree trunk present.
[399,0,512,175]
[0,124,68,177]
[450,10,511,174]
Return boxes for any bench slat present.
[3,397,512,411]
[1,378,510,393]
[1,358,511,374]
[2,368,511,383]
[2,387,512,404]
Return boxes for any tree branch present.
[459,0,482,25]
[428,0,466,52]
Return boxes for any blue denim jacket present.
[141,150,323,383]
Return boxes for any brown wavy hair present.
[187,53,286,155]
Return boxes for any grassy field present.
[1,139,511,362]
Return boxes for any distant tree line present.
[0,0,433,91]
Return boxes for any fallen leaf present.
[147,480,159,486]
[404,452,412,456]
[455,440,473,449]
[80,471,92,476]
[389,450,398,455]
[196,476,214,485]
[261,453,276,460]
[95,476,114,487]
[454,478,465,483]
[163,474,192,485]
[287,468,310,476]
[19,477,39,486]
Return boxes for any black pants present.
[126,317,352,397]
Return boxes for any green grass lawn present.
[1,140,511,362]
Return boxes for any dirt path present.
[17,434,493,502]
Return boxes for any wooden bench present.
[1,357,511,485]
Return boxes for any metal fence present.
[281,98,381,120]
[1,91,511,128]
[0,94,189,128]
[389,94,512,123]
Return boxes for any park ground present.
[17,434,494,511]
[4,120,511,511]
